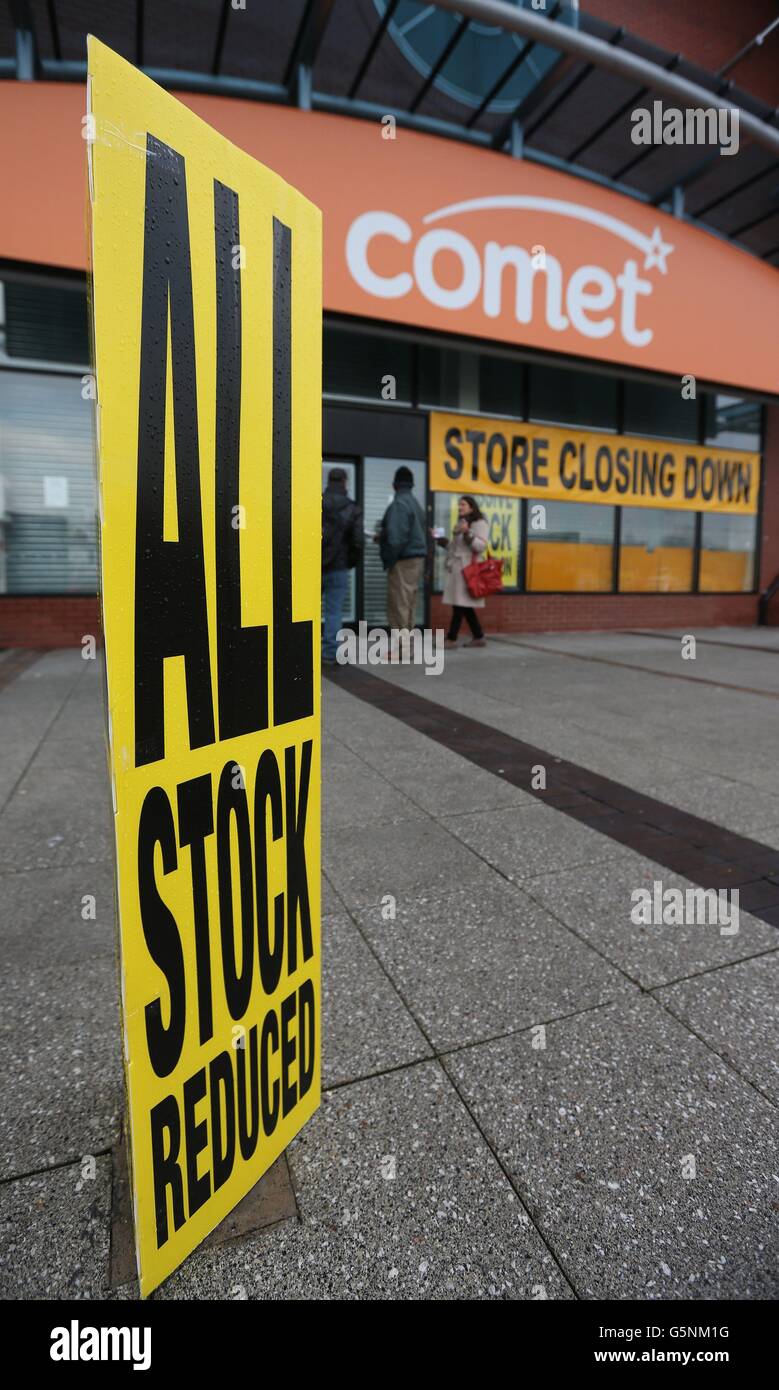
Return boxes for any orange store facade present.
[0,82,778,645]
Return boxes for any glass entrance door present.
[362,457,426,626]
[322,460,357,623]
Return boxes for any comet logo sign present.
[346,196,675,349]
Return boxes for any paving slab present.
[0,1155,112,1299]
[322,747,428,830]
[355,880,635,1052]
[637,773,779,836]
[357,742,539,816]
[655,953,779,1104]
[0,862,117,969]
[0,958,123,1179]
[447,995,779,1300]
[440,803,638,882]
[321,914,432,1085]
[154,1061,574,1300]
[369,641,779,816]
[751,825,779,849]
[323,815,495,911]
[0,767,114,873]
[524,855,779,989]
[2,634,776,1303]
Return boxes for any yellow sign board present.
[88,39,322,1296]
[430,412,760,515]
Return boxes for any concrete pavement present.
[0,631,777,1299]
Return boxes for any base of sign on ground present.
[0,636,777,1332]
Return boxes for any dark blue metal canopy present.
[2,0,778,263]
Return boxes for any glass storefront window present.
[619,506,696,592]
[323,326,413,404]
[3,280,89,366]
[432,492,521,592]
[528,363,617,430]
[0,371,96,594]
[479,353,524,418]
[698,513,757,592]
[418,344,483,409]
[623,379,698,442]
[526,500,614,591]
[703,394,761,451]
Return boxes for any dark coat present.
[322,486,363,573]
[379,485,427,570]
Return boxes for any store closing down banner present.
[88,40,322,1296]
[430,413,760,515]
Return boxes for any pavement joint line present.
[559,716,779,804]
[624,629,779,656]
[517,879,648,993]
[0,648,44,693]
[325,665,779,930]
[322,1053,435,1094]
[0,1144,114,1188]
[326,683,779,1119]
[436,996,626,1061]
[437,1005,775,1304]
[326,684,744,1000]
[648,990,779,1112]
[432,802,547,819]
[0,854,114,877]
[321,996,626,1092]
[326,692,779,1118]
[644,943,779,994]
[492,634,779,700]
[338,663,774,800]
[321,723,628,1297]
[324,829,581,1293]
[436,1050,582,1300]
[0,653,89,822]
[322,865,349,914]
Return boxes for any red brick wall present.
[431,592,756,634]
[586,0,778,105]
[0,597,101,649]
[759,403,779,624]
[759,404,779,589]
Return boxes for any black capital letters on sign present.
[134,134,215,767]
[214,180,268,738]
[138,786,186,1078]
[272,218,313,727]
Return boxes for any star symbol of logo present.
[643,227,674,274]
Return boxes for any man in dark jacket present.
[379,466,427,632]
[322,467,362,665]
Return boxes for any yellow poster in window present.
[442,495,519,587]
[88,38,322,1296]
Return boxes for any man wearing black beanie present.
[378,466,427,632]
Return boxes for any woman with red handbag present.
[434,495,490,648]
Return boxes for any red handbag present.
[463,551,504,598]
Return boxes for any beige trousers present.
[387,557,424,631]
